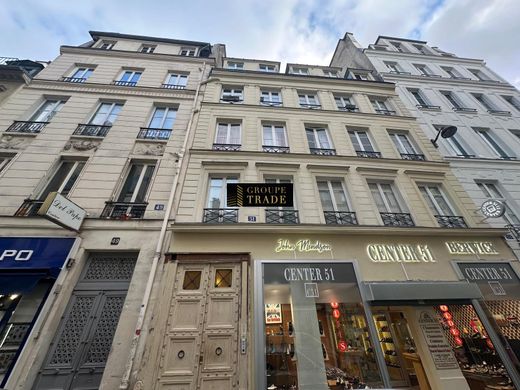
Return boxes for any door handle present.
[199,354,204,364]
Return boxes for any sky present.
[1,0,519,88]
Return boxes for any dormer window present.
[390,41,405,52]
[412,44,428,54]
[140,45,156,54]
[227,62,244,70]
[180,47,196,56]
[259,64,276,72]
[323,69,338,78]
[348,70,371,81]
[291,67,309,75]
[98,40,116,50]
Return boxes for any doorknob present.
[199,354,204,364]
[215,347,223,356]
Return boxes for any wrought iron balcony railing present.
[435,215,468,228]
[266,209,299,224]
[137,127,172,140]
[14,199,44,217]
[212,143,241,151]
[113,80,137,87]
[161,84,186,89]
[260,99,282,106]
[506,225,520,242]
[375,109,397,115]
[6,121,48,134]
[101,202,147,219]
[380,212,415,227]
[356,150,381,158]
[338,104,359,112]
[420,74,442,78]
[310,148,336,156]
[400,153,426,161]
[488,109,511,115]
[416,104,441,110]
[263,145,290,153]
[299,103,322,109]
[324,211,358,225]
[220,96,243,103]
[73,124,111,137]
[203,208,238,223]
[452,107,477,113]
[448,76,471,80]
[62,77,87,83]
[388,71,411,75]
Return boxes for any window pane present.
[318,181,334,210]
[106,104,122,126]
[357,132,374,151]
[117,164,143,202]
[382,184,402,212]
[229,124,240,144]
[317,130,330,149]
[40,162,76,200]
[216,124,228,144]
[332,181,349,211]
[369,183,386,212]
[183,271,201,290]
[60,162,85,197]
[214,269,232,288]
[163,109,177,129]
[150,108,165,128]
[208,178,223,208]
[348,131,361,150]
[263,126,273,145]
[135,164,155,202]
[274,127,286,147]
[419,186,438,214]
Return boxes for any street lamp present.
[431,125,457,148]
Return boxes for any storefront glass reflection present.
[262,263,383,389]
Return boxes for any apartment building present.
[0,31,223,389]
[133,53,520,389]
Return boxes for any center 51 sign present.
[227,183,293,207]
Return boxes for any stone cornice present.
[365,49,485,66]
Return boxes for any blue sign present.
[0,237,75,270]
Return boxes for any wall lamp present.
[431,125,457,148]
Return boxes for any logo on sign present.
[480,199,506,218]
[0,250,33,261]
[304,283,319,298]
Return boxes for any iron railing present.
[0,57,19,65]
[73,124,111,137]
[420,74,442,78]
[506,225,520,242]
[356,150,381,158]
[220,96,243,103]
[449,76,471,80]
[310,148,336,156]
[113,80,137,87]
[14,199,44,217]
[260,99,282,106]
[453,154,476,159]
[400,153,426,161]
[213,143,241,151]
[263,145,289,153]
[6,121,48,133]
[488,110,511,115]
[101,202,148,219]
[380,212,415,227]
[452,107,477,113]
[299,103,322,109]
[203,208,238,223]
[161,84,186,89]
[416,104,441,110]
[338,104,359,112]
[375,109,397,115]
[62,77,87,83]
[324,211,358,225]
[435,215,468,228]
[388,71,411,75]
[266,209,299,224]
[137,127,172,140]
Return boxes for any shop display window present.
[262,262,383,389]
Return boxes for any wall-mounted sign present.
[480,199,506,218]
[418,310,459,370]
[37,192,86,232]
[227,183,293,207]
[446,241,498,255]
[457,263,518,283]
[264,263,357,285]
[367,243,435,263]
[275,239,331,254]
[265,304,282,324]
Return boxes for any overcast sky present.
[1,0,519,88]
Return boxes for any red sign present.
[332,309,340,319]
[338,340,348,352]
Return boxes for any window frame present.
[164,72,188,87]
[305,127,333,150]
[323,69,338,77]
[227,61,244,70]
[441,91,463,109]
[260,90,282,106]
[70,67,94,80]
[221,87,244,103]
[117,70,142,84]
[348,129,376,152]
[368,182,405,213]
[317,179,352,212]
[88,102,123,126]
[291,67,309,75]
[206,176,239,209]
[140,45,156,54]
[148,106,177,129]
[389,132,419,155]
[408,89,429,106]
[0,154,15,175]
[38,159,86,200]
[116,161,157,204]
[98,40,116,50]
[29,99,65,122]
[180,47,197,56]
[384,62,400,73]
[501,95,520,111]
[474,128,511,159]
[298,93,320,108]
[262,123,288,147]
[334,95,356,111]
[259,64,276,72]
[418,184,456,216]
[472,93,496,111]
[215,122,241,145]
[414,64,433,76]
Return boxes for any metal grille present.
[0,351,16,373]
[356,150,381,158]
[83,256,137,281]
[49,296,96,365]
[73,124,111,137]
[183,271,202,290]
[113,80,137,87]
[6,121,48,133]
[137,127,171,140]
[310,148,336,156]
[400,153,426,161]
[100,201,148,219]
[435,215,467,228]
[266,209,299,224]
[214,269,233,288]
[380,212,414,227]
[84,296,125,364]
[212,143,241,151]
[324,211,358,225]
[203,208,238,223]
[262,145,289,153]
[375,109,397,115]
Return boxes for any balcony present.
[14,199,44,217]
[62,77,87,83]
[299,103,322,109]
[266,209,299,224]
[435,215,468,228]
[338,104,359,112]
[137,127,172,141]
[260,99,282,106]
[263,145,290,153]
[400,153,426,161]
[213,143,241,151]
[324,211,358,225]
[101,202,147,219]
[388,71,411,75]
[161,84,186,89]
[488,109,511,116]
[506,225,520,242]
[310,148,336,156]
[112,80,137,87]
[374,109,397,115]
[452,107,477,113]
[380,212,414,227]
[73,124,111,137]
[220,96,243,103]
[356,150,381,158]
[416,104,441,110]
[203,208,238,223]
[6,121,48,134]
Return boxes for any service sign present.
[458,263,519,284]
[38,192,86,232]
[227,183,293,207]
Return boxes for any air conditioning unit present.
[222,95,241,102]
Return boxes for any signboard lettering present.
[446,241,498,255]
[227,183,293,207]
[264,262,357,285]
[38,192,86,232]
[275,239,331,253]
[367,243,435,263]
[418,310,459,370]
[457,263,518,284]
[283,267,335,282]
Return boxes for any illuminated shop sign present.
[367,243,435,263]
[275,239,331,253]
[458,263,518,283]
[227,183,293,207]
[446,241,499,255]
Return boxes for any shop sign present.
[37,192,86,232]
[457,263,519,283]
[264,263,357,285]
[418,311,459,370]
[275,239,331,254]
[227,183,293,207]
[366,243,435,263]
[0,237,75,270]
[480,199,506,218]
[265,304,282,324]
[446,241,498,255]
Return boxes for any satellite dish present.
[441,126,457,138]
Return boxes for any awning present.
[0,273,51,295]
[362,281,482,302]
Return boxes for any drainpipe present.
[119,62,212,389]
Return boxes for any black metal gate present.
[33,252,137,390]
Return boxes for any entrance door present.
[33,253,137,389]
[156,262,242,389]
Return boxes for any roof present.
[89,31,211,48]
[375,35,427,45]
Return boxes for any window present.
[469,69,490,81]
[221,87,243,103]
[148,106,177,129]
[474,128,512,159]
[163,73,188,89]
[291,67,309,75]
[117,162,156,203]
[433,125,472,157]
[39,160,86,200]
[413,44,428,54]
[67,67,93,82]
[371,99,395,115]
[414,64,433,76]
[419,185,455,216]
[30,100,65,122]
[323,69,338,77]
[98,40,115,50]
[390,41,405,52]
[501,95,520,111]
[349,71,370,80]
[260,90,282,106]
[215,122,241,145]
[389,132,424,159]
[115,70,142,86]
[0,154,14,174]
[306,127,333,152]
[89,102,123,126]
[348,129,378,157]
[335,95,357,111]
[207,176,238,208]
[259,64,276,72]
[441,66,463,79]
[369,182,403,213]
[140,45,156,53]
[263,124,288,148]
[441,91,464,109]
[472,93,497,111]
[384,62,400,73]
[298,93,320,108]
[227,61,244,70]
[180,47,196,56]
[318,180,351,212]
[408,89,429,106]
[477,182,520,225]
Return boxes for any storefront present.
[149,229,520,390]
[0,237,76,387]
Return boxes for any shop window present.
[182,271,202,290]
[214,269,232,288]
[260,262,383,389]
